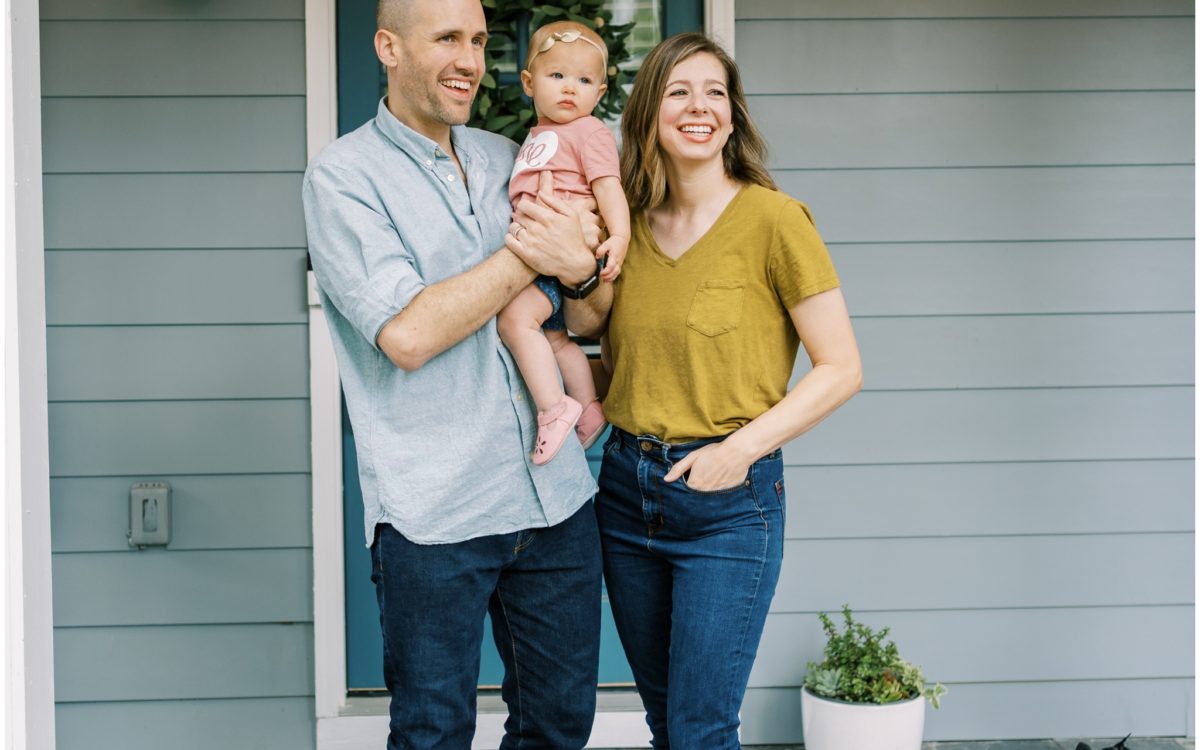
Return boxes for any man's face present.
[386,0,487,139]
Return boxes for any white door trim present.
[304,0,350,726]
[706,0,736,58]
[3,0,56,746]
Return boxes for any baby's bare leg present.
[497,284,564,412]
[545,329,597,405]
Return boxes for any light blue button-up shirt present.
[303,100,597,546]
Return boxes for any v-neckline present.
[641,185,747,267]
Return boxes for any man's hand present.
[506,171,600,285]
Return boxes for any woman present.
[596,32,863,748]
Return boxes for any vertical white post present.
[705,0,736,58]
[3,0,55,747]
[306,0,348,723]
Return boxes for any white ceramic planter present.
[800,687,925,750]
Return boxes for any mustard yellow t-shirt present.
[604,184,840,442]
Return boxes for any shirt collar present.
[373,97,486,171]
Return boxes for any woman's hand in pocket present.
[664,441,754,492]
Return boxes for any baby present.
[498,21,630,466]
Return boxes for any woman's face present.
[655,52,733,168]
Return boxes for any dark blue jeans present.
[595,428,785,749]
[370,502,601,750]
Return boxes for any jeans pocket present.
[680,473,752,496]
[686,279,745,337]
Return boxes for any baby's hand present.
[597,235,628,281]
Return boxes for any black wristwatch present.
[558,256,606,300]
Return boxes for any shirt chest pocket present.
[686,279,746,337]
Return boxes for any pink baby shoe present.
[533,396,583,466]
[575,400,607,449]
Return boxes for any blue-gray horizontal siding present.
[49,400,311,476]
[782,460,1193,537]
[738,16,1193,94]
[44,250,308,324]
[42,4,313,748]
[53,549,313,626]
[774,167,1194,242]
[742,680,1195,744]
[47,326,309,400]
[752,606,1193,684]
[42,175,307,248]
[39,0,303,20]
[54,625,313,702]
[51,474,311,552]
[56,698,315,750]
[40,21,306,96]
[753,91,1194,169]
[736,0,1194,743]
[837,241,1193,316]
[42,98,307,173]
[738,0,1194,18]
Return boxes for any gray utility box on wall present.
[128,481,171,548]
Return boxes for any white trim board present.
[304,2,725,746]
[305,0,348,725]
[706,0,736,57]
[3,0,55,747]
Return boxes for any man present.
[301,0,613,747]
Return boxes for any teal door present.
[335,0,702,692]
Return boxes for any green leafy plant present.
[471,0,637,141]
[804,605,946,709]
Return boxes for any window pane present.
[486,2,661,75]
[609,0,661,70]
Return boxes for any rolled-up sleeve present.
[303,162,427,348]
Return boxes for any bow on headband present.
[529,29,609,69]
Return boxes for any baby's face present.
[521,40,607,124]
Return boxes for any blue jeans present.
[595,428,785,749]
[370,502,601,749]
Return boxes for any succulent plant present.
[804,605,946,709]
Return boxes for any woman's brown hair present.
[620,32,776,211]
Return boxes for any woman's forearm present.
[722,359,862,462]
[723,287,863,463]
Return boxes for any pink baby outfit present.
[509,115,620,207]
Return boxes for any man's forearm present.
[376,247,535,370]
[562,280,613,339]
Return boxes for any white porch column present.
[3,0,55,747]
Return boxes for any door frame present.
[308,1,736,745]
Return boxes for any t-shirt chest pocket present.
[686,279,746,337]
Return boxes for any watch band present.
[558,256,606,300]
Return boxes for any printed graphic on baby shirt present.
[511,130,560,178]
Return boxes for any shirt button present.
[425,159,433,166]
[446,174,455,182]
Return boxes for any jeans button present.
[639,440,653,452]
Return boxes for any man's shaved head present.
[376,0,414,34]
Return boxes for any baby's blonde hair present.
[525,21,608,72]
